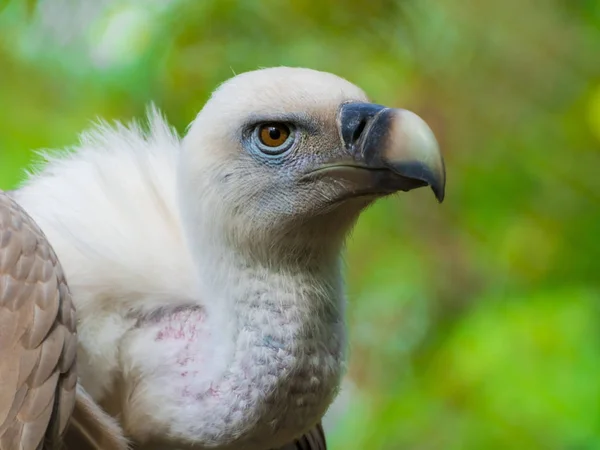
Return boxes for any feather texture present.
[0,190,77,450]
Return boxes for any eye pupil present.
[268,127,281,140]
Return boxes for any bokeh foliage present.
[1,0,600,448]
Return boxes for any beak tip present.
[394,109,446,204]
[433,186,445,203]
[431,170,446,203]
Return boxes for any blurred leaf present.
[24,0,36,16]
[587,83,600,143]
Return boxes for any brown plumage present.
[0,190,77,450]
[0,191,129,450]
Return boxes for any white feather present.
[15,105,201,402]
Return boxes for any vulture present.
[0,67,445,450]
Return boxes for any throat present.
[222,271,345,447]
[130,254,347,449]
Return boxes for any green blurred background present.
[1,0,600,448]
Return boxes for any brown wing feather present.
[0,190,77,450]
[277,422,327,450]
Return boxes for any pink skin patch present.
[155,309,203,342]
[153,309,219,397]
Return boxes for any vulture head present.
[180,67,444,263]
[7,67,445,450]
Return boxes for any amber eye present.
[253,123,295,155]
[259,123,290,147]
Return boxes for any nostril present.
[339,102,386,151]
[351,119,367,145]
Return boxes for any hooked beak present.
[325,102,446,202]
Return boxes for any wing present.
[278,422,327,450]
[0,190,78,450]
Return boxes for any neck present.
[175,220,347,449]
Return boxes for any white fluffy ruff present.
[12,107,347,448]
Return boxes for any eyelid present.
[242,112,319,135]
